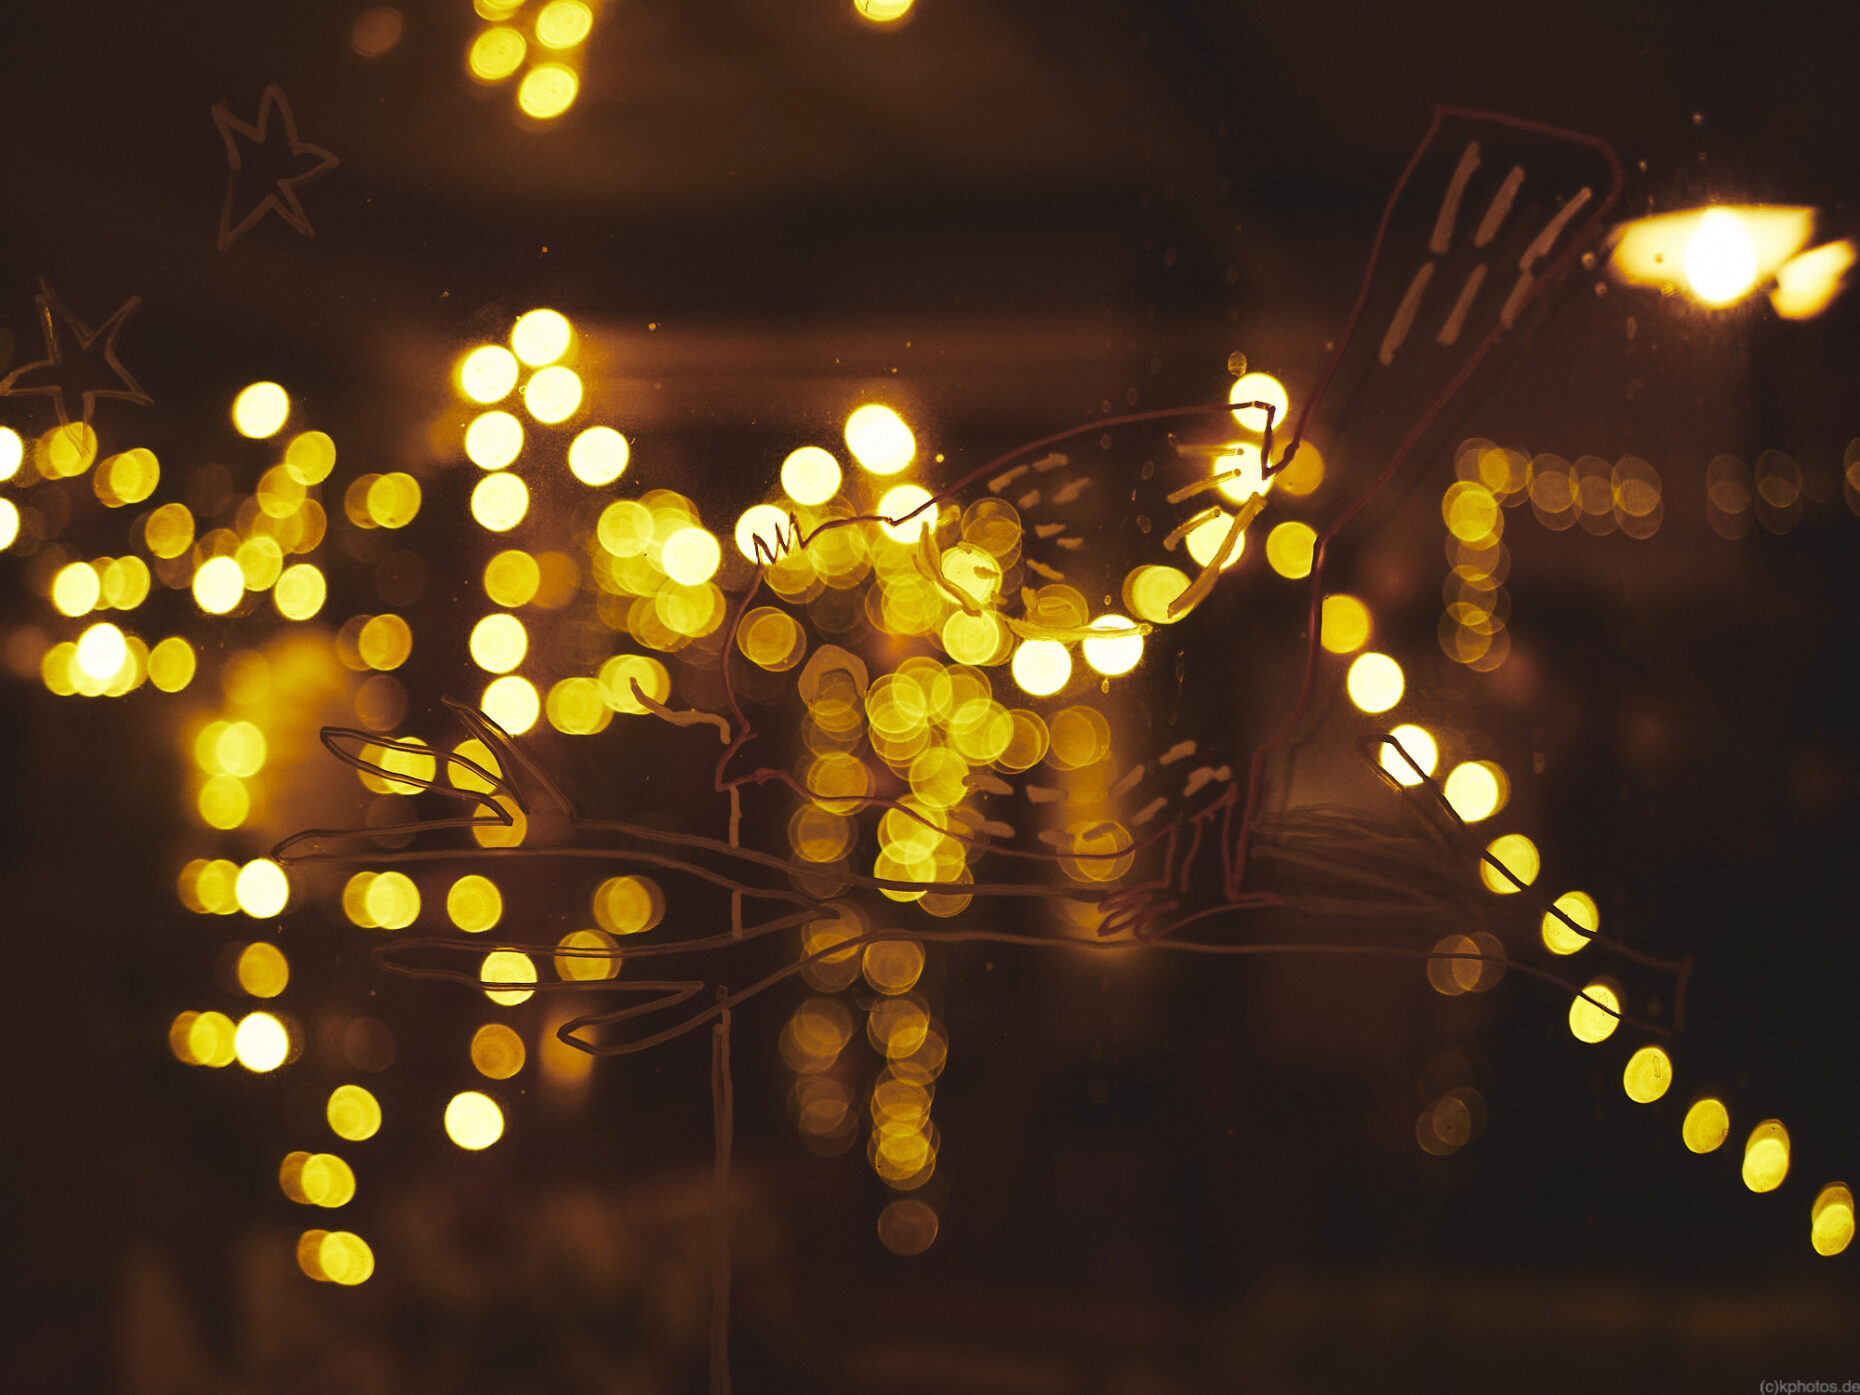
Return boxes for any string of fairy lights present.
[3,195,1858,1287]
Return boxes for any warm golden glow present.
[862,939,926,995]
[468,26,527,82]
[1228,371,1288,436]
[466,410,524,469]
[782,446,842,505]
[365,472,422,529]
[459,345,519,403]
[0,427,19,480]
[193,555,245,614]
[95,447,160,506]
[523,364,582,423]
[1811,1183,1855,1257]
[235,858,290,917]
[74,622,127,682]
[555,928,621,981]
[481,949,537,1005]
[1213,443,1271,505]
[1082,614,1143,676]
[363,870,421,930]
[471,471,530,531]
[483,674,541,733]
[879,484,935,542]
[234,1011,290,1071]
[0,498,16,551]
[1479,832,1539,893]
[734,503,791,561]
[1319,594,1370,653]
[568,426,628,485]
[1011,638,1071,697]
[484,550,541,607]
[518,63,579,119]
[598,655,670,714]
[1743,1119,1791,1194]
[1622,1045,1672,1103]
[469,612,528,673]
[845,404,915,475]
[1345,652,1402,713]
[662,525,722,584]
[274,563,327,620]
[511,309,573,365]
[236,941,289,998]
[284,430,337,484]
[53,562,100,616]
[593,875,664,935]
[856,0,916,22]
[144,502,195,558]
[1443,760,1507,822]
[197,775,250,829]
[1542,889,1597,955]
[1683,1097,1730,1154]
[186,1011,239,1067]
[1379,724,1437,786]
[327,1085,382,1141]
[535,0,593,48]
[1611,205,1812,303]
[232,381,290,439]
[445,1091,505,1149]
[1567,980,1621,1044]
[1771,240,1856,320]
[356,613,412,670]
[471,1023,527,1079]
[447,874,504,932]
[1264,520,1315,579]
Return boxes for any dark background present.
[4,1,1860,1391]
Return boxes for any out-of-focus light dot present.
[187,1011,239,1067]
[1124,565,1189,624]
[298,1153,357,1209]
[1379,723,1436,786]
[1772,240,1857,321]
[213,721,267,777]
[0,427,20,479]
[74,622,127,681]
[472,472,530,531]
[481,950,536,1005]
[1811,1183,1855,1257]
[351,5,403,56]
[846,404,915,475]
[275,564,327,620]
[52,562,101,616]
[556,928,620,981]
[1683,1097,1731,1154]
[592,874,665,935]
[1543,889,1597,955]
[484,550,542,606]
[198,775,250,829]
[235,859,290,917]
[447,874,504,932]
[319,1231,374,1285]
[236,942,290,998]
[1743,1119,1791,1194]
[327,1085,382,1141]
[1443,760,1507,822]
[662,526,722,584]
[1011,639,1071,697]
[358,613,413,670]
[1275,440,1325,496]
[1346,652,1403,713]
[879,485,934,542]
[1480,832,1539,893]
[782,446,842,505]
[0,498,17,551]
[42,422,97,477]
[1623,1045,1673,1103]
[232,382,290,439]
[471,1023,528,1079]
[193,555,245,614]
[296,1228,330,1280]
[1212,443,1271,505]
[483,675,540,733]
[1082,614,1143,676]
[1686,207,1760,306]
[1264,521,1316,579]
[458,345,519,403]
[1568,980,1621,1044]
[364,871,420,930]
[568,426,628,485]
[468,25,526,81]
[1229,371,1289,436]
[284,431,337,485]
[1184,511,1245,570]
[519,59,581,117]
[535,0,593,48]
[735,503,793,562]
[862,939,925,995]
[148,637,196,692]
[445,1090,505,1149]
[856,0,916,22]
[465,410,524,469]
[469,613,528,673]
[511,309,573,366]
[366,472,422,528]
[234,1011,290,1071]
[877,1198,938,1253]
[523,365,582,423]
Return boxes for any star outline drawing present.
[0,279,153,427]
[212,83,340,253]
